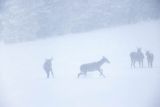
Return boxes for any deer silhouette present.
[43,58,54,78]
[146,51,154,68]
[78,56,110,78]
[130,48,144,68]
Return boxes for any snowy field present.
[0,20,160,107]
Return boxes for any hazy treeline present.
[0,0,160,43]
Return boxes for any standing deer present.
[78,56,110,78]
[130,48,144,68]
[43,58,54,78]
[146,51,154,68]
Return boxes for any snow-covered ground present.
[0,20,160,107]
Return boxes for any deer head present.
[102,56,110,64]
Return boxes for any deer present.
[43,58,54,78]
[130,48,144,68]
[78,56,110,78]
[146,51,154,68]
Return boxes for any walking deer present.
[78,56,110,78]
[130,48,144,68]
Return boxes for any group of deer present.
[43,48,154,79]
[130,48,154,68]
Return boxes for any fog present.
[0,1,160,107]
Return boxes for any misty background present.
[0,1,160,107]
[0,0,160,43]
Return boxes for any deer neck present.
[97,59,105,66]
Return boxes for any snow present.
[0,20,160,107]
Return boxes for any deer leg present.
[139,61,141,68]
[46,71,49,79]
[142,61,144,68]
[78,72,86,78]
[50,70,54,78]
[139,61,143,68]
[151,62,153,68]
[148,61,152,68]
[131,59,134,68]
[133,61,135,68]
[98,69,105,78]
[77,73,81,78]
[131,61,133,68]
[149,61,151,68]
